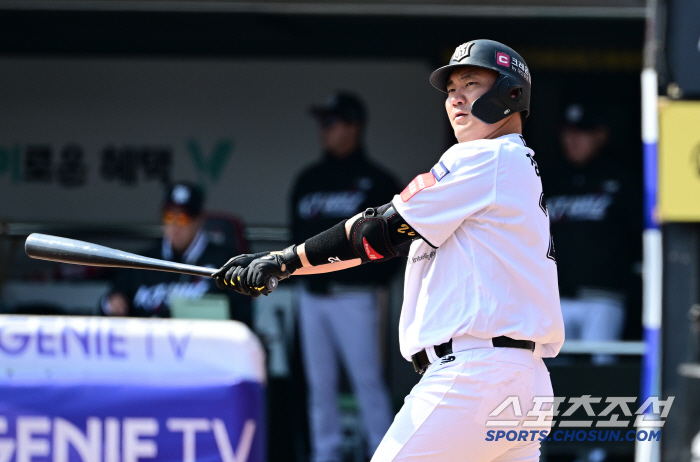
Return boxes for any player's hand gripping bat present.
[24,233,278,292]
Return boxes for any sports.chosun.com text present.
[485,429,661,443]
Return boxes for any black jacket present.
[290,149,402,293]
[108,232,253,327]
[543,156,642,298]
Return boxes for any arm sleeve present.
[392,145,499,248]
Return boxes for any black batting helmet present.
[430,39,531,124]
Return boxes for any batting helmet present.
[430,39,531,124]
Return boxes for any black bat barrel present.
[25,233,215,277]
[24,233,279,291]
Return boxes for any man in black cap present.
[289,92,400,462]
[544,103,642,364]
[102,181,252,326]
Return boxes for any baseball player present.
[103,182,253,326]
[545,104,641,365]
[291,91,399,462]
[215,39,565,461]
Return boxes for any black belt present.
[411,336,536,375]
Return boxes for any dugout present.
[0,2,648,461]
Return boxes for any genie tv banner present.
[0,316,266,462]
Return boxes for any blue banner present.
[0,316,266,462]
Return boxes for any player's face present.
[445,67,500,142]
[560,126,609,167]
[162,206,202,254]
[320,117,361,159]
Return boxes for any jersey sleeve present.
[392,144,499,248]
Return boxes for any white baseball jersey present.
[392,133,564,360]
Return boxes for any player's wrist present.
[280,245,303,274]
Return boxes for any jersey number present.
[547,233,556,262]
[539,192,556,263]
[526,154,540,177]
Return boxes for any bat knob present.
[267,276,279,292]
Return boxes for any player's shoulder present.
[361,157,399,183]
[290,159,332,194]
[449,134,527,155]
[295,158,328,179]
[490,133,531,155]
[441,134,521,167]
[142,241,165,259]
[199,240,233,267]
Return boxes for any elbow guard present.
[303,204,420,266]
[349,208,397,263]
[349,205,419,263]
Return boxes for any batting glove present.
[213,252,270,291]
[234,246,302,297]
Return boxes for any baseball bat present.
[24,233,278,292]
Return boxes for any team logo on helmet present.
[171,185,191,204]
[451,42,474,63]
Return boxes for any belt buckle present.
[411,354,428,375]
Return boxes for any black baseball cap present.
[310,92,367,126]
[562,103,608,130]
[162,181,204,217]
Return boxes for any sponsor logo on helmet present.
[451,42,474,62]
[496,51,531,84]
[496,52,511,67]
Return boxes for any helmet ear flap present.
[471,75,529,124]
[470,75,512,124]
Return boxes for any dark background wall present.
[0,8,645,221]
[0,10,646,155]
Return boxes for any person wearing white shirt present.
[215,39,564,462]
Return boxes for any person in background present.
[102,181,253,327]
[289,92,400,462]
[544,103,642,364]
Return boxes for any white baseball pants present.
[372,344,553,462]
[298,287,394,462]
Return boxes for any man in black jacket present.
[289,92,399,462]
[102,181,253,327]
[544,104,642,364]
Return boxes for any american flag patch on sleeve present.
[431,161,450,182]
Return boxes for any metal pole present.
[636,0,662,459]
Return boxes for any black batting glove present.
[226,266,261,297]
[239,254,289,297]
[213,252,270,291]
[238,246,303,297]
